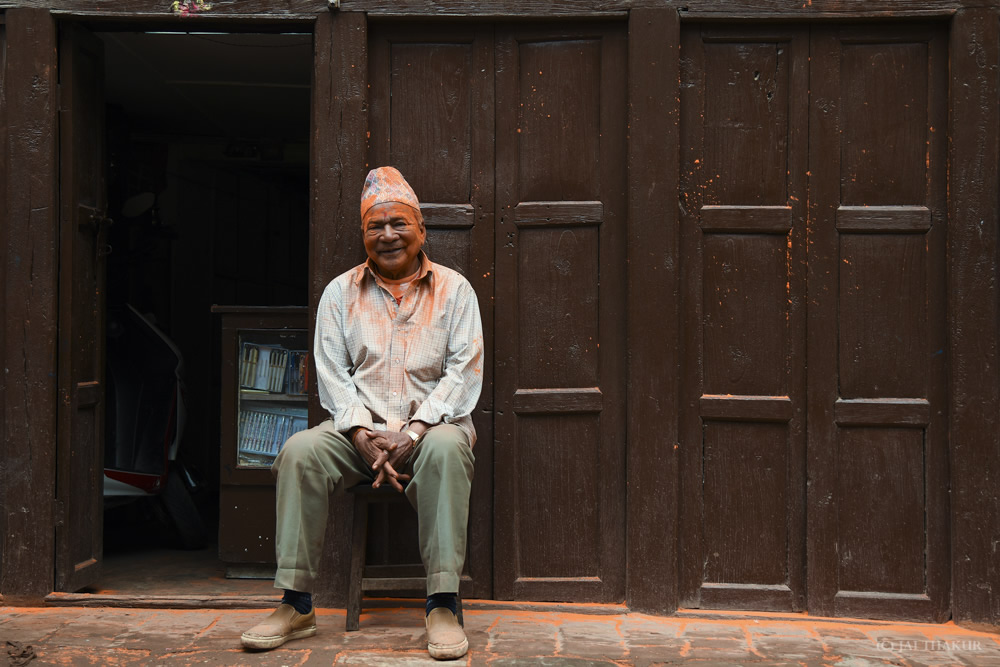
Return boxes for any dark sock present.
[282,589,313,614]
[426,592,458,617]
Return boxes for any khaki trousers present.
[271,420,474,596]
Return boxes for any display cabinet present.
[213,306,309,577]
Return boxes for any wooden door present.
[680,22,949,622]
[368,21,627,603]
[679,25,809,612]
[494,23,627,602]
[54,22,108,592]
[367,24,496,600]
[807,24,949,622]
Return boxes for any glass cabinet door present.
[236,328,309,468]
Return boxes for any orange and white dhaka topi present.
[360,166,420,218]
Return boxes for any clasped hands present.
[352,428,415,492]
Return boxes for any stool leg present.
[346,497,368,631]
[457,594,464,627]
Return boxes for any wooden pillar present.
[948,7,1000,630]
[626,6,680,614]
[0,18,8,600]
[0,8,59,602]
[309,9,368,607]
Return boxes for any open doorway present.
[93,30,311,598]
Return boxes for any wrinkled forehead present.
[361,201,423,226]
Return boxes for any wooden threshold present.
[44,592,281,609]
[43,592,631,615]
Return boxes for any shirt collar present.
[357,250,433,286]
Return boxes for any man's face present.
[362,202,426,280]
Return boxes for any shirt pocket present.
[404,325,450,383]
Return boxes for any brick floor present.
[1,605,998,666]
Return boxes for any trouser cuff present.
[274,566,316,594]
[426,572,461,596]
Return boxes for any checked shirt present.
[314,252,483,445]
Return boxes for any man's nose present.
[380,223,399,239]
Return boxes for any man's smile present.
[362,201,426,279]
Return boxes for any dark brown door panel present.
[494,23,627,602]
[807,24,949,623]
[679,22,949,622]
[55,22,108,593]
[679,25,809,613]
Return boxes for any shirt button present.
[392,391,398,396]
[394,359,400,364]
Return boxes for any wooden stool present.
[346,484,465,631]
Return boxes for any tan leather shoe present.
[241,603,317,650]
[425,607,468,660]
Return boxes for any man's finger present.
[373,468,386,489]
[382,462,405,492]
[372,449,389,470]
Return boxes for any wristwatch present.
[404,429,421,443]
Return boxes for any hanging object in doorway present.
[170,0,212,16]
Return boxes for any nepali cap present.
[360,166,420,218]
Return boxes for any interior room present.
[93,29,311,598]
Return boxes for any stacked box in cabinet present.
[213,306,308,577]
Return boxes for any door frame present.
[1,8,61,602]
[0,8,324,601]
[0,4,996,631]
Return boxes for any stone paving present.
[1,604,999,666]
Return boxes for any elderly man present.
[241,167,483,660]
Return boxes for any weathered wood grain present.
[0,16,8,594]
[804,25,840,622]
[679,23,809,614]
[0,0,975,18]
[833,398,931,427]
[44,593,281,608]
[626,7,679,615]
[678,1,960,18]
[494,22,628,603]
[835,206,932,232]
[948,7,1000,629]
[700,205,793,232]
[0,0,325,19]
[808,23,950,623]
[0,8,59,603]
[349,0,964,18]
[54,22,108,594]
[512,388,603,414]
[699,395,793,422]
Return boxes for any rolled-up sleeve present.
[314,281,375,433]
[410,281,484,432]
